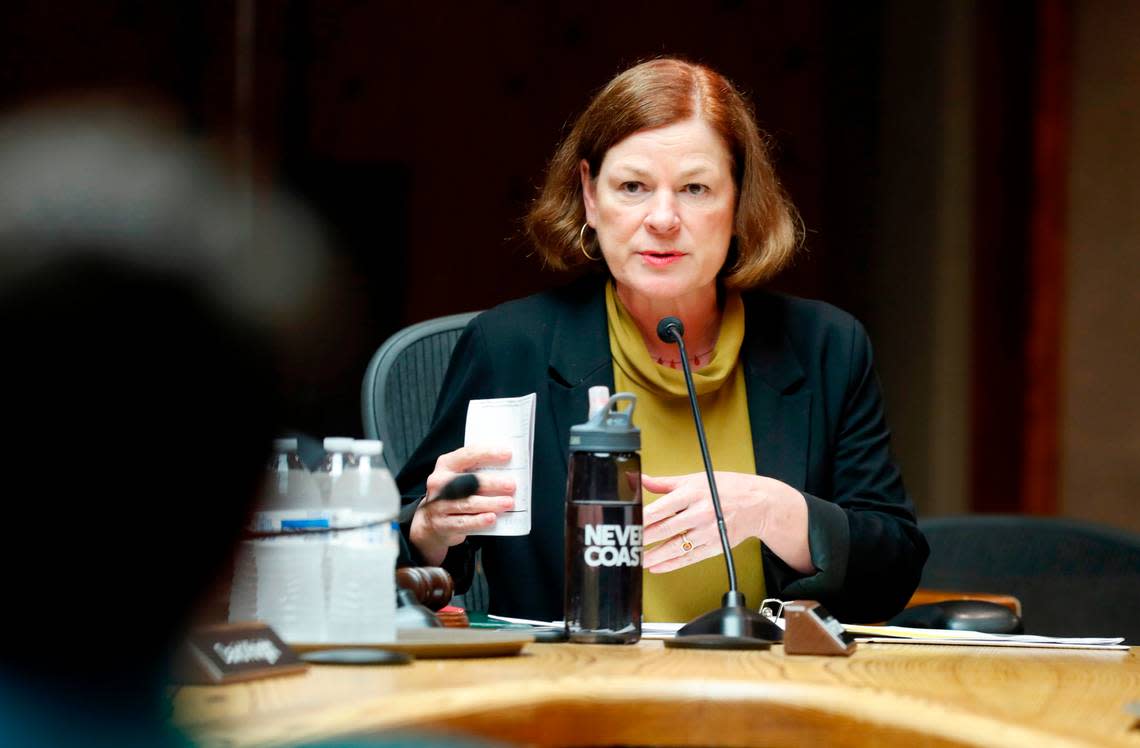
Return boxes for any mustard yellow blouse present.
[605,281,765,622]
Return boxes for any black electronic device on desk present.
[888,600,1023,635]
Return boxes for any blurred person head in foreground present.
[0,106,327,745]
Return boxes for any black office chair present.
[918,515,1140,643]
[362,311,480,474]
[362,311,490,613]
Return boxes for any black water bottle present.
[564,392,642,644]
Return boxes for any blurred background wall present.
[1062,0,1140,531]
[3,0,1136,532]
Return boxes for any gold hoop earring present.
[578,223,601,261]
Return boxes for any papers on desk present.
[464,394,536,536]
[488,616,1128,650]
[488,615,686,639]
[845,624,1129,650]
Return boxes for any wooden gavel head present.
[395,567,454,611]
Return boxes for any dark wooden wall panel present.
[970,2,1036,513]
[970,0,1071,515]
[2,2,884,438]
[1021,0,1070,516]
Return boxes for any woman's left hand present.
[641,471,813,574]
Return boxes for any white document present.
[858,637,1129,651]
[464,394,536,536]
[488,614,685,639]
[844,623,1127,649]
[488,615,1129,650]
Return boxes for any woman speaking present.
[398,58,927,624]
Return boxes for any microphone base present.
[664,634,772,651]
[663,592,783,650]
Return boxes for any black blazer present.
[397,276,928,623]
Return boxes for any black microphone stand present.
[656,316,783,650]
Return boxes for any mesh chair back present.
[919,515,1140,643]
[362,311,480,475]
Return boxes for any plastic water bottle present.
[230,437,325,642]
[261,437,321,510]
[231,437,400,644]
[564,393,643,644]
[351,439,401,518]
[317,436,357,507]
[325,439,399,643]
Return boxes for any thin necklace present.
[653,345,716,369]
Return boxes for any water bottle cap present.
[272,437,298,452]
[322,437,356,452]
[353,439,383,456]
[569,392,640,453]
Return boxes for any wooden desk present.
[174,641,1140,747]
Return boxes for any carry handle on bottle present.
[596,392,636,430]
[569,393,638,451]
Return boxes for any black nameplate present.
[172,621,309,685]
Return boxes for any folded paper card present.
[464,393,536,536]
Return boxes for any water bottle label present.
[281,518,330,530]
[565,502,643,643]
[582,523,642,567]
[250,508,356,533]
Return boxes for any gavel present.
[395,566,454,612]
[395,566,470,628]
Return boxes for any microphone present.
[655,315,783,649]
[426,473,481,503]
[655,316,684,345]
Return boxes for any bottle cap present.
[323,437,356,452]
[353,439,384,456]
[273,437,299,452]
[569,392,640,453]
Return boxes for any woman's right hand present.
[409,446,516,566]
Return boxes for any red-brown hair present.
[526,58,801,288]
